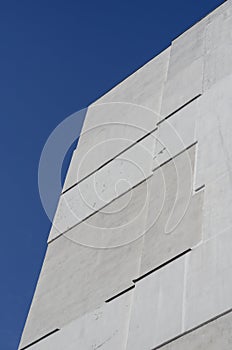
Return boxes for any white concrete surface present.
[204,10,232,90]
[160,18,206,117]
[19,235,143,348]
[49,133,155,242]
[155,310,232,350]
[141,146,203,276]
[202,170,232,240]
[28,291,134,350]
[161,58,203,117]
[204,44,232,91]
[195,75,232,189]
[184,228,232,331]
[168,21,205,78]
[63,176,151,249]
[126,254,187,350]
[154,99,198,168]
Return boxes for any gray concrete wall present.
[19,1,232,348]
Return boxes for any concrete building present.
[19,1,232,349]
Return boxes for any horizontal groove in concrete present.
[133,249,191,283]
[195,184,205,192]
[20,329,60,350]
[151,306,232,350]
[105,285,135,303]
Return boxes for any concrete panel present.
[160,18,205,117]
[63,95,159,191]
[49,133,155,242]
[154,310,232,350]
[19,234,143,348]
[204,7,232,88]
[202,170,232,240]
[203,6,232,91]
[184,228,232,331]
[195,75,232,189]
[126,254,187,350]
[161,58,203,117]
[205,11,232,52]
[154,99,198,168]
[169,21,206,78]
[94,48,170,114]
[27,291,133,350]
[204,44,232,91]
[140,146,203,276]
[62,176,151,249]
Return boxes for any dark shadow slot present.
[157,94,202,125]
[133,249,191,283]
[105,285,135,303]
[151,306,232,350]
[20,329,60,350]
[195,184,205,192]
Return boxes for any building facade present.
[19,1,232,349]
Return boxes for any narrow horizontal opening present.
[20,329,60,349]
[195,184,205,192]
[105,285,135,303]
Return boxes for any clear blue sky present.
[0,0,225,349]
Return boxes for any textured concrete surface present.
[161,58,203,118]
[19,2,232,349]
[185,228,232,331]
[204,11,232,90]
[153,310,232,350]
[141,146,203,276]
[127,254,187,350]
[160,19,205,117]
[202,170,232,240]
[20,235,142,347]
[64,176,151,249]
[169,21,206,77]
[28,291,134,350]
[195,75,232,189]
[154,99,198,168]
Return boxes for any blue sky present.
[0,0,225,348]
